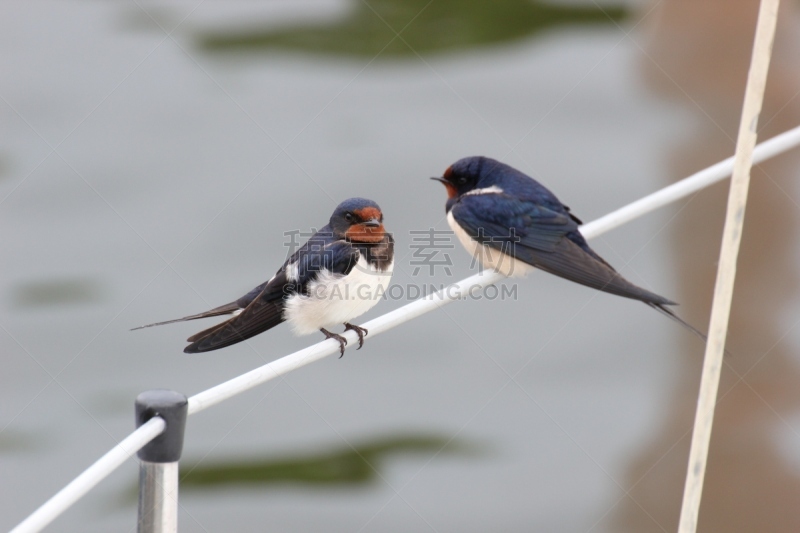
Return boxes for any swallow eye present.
[457,177,468,185]
[344,212,355,222]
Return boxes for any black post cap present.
[135,389,189,463]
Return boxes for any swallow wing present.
[292,238,361,287]
[183,271,289,353]
[451,194,673,304]
[451,193,579,252]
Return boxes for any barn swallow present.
[432,156,707,340]
[133,198,394,356]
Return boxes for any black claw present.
[320,328,348,357]
[343,323,368,349]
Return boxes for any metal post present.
[135,390,188,533]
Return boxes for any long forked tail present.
[130,302,240,331]
[184,299,285,353]
[647,302,731,355]
[647,302,708,342]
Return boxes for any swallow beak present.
[432,176,457,199]
[363,218,381,228]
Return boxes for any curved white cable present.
[11,417,166,533]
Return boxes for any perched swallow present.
[432,156,706,339]
[133,198,394,355]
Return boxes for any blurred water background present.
[2,1,800,531]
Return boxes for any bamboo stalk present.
[677,1,781,531]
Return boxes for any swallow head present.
[331,198,386,243]
[431,156,496,199]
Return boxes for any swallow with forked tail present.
[133,198,394,356]
[432,156,709,342]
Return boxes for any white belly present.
[283,257,393,335]
[447,211,532,278]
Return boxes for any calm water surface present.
[0,1,735,531]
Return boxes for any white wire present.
[187,269,505,415]
[581,123,800,239]
[189,124,800,417]
[10,417,166,533]
[11,123,800,532]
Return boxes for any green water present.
[179,434,478,489]
[198,0,626,57]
